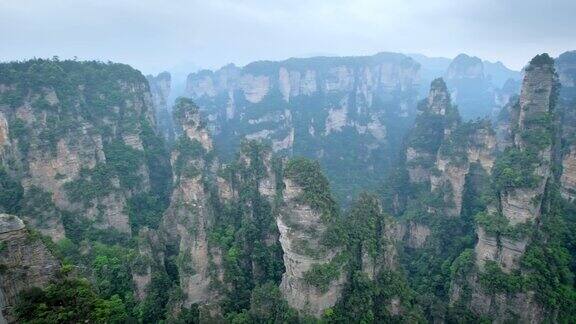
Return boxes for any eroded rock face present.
[161,98,221,306]
[0,62,163,242]
[277,179,345,317]
[561,146,576,201]
[404,221,431,248]
[407,78,497,219]
[557,51,576,201]
[0,214,60,322]
[466,276,545,324]
[406,79,455,185]
[132,228,165,301]
[501,59,557,228]
[146,72,172,143]
[457,55,559,322]
[446,54,484,81]
[0,112,9,159]
[186,52,421,200]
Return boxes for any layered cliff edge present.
[450,54,562,322]
[147,72,175,143]
[186,52,422,202]
[0,59,172,242]
[0,53,574,322]
[0,214,60,323]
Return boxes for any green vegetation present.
[0,58,176,323]
[8,118,30,157]
[329,269,425,323]
[173,137,207,179]
[479,261,524,294]
[0,167,23,214]
[475,211,533,239]
[207,141,285,316]
[284,157,347,249]
[528,53,555,68]
[127,193,166,233]
[64,164,115,204]
[3,55,576,323]
[450,249,475,280]
[519,190,576,319]
[284,157,338,222]
[103,139,145,189]
[303,254,346,293]
[492,147,540,191]
[15,278,128,323]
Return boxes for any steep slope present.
[380,77,501,322]
[147,72,174,143]
[186,52,421,201]
[0,59,172,242]
[277,158,346,317]
[557,51,576,201]
[160,97,222,308]
[451,54,562,322]
[0,214,60,322]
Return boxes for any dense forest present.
[0,51,575,324]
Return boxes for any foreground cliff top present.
[0,213,25,234]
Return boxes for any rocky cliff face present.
[406,78,456,185]
[0,214,60,322]
[557,51,576,201]
[454,54,560,322]
[160,98,221,306]
[431,119,497,217]
[0,60,169,242]
[277,162,345,317]
[186,52,421,201]
[400,77,498,274]
[406,78,497,217]
[147,72,174,143]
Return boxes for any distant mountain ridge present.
[182,51,521,201]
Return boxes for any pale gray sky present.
[1,0,575,74]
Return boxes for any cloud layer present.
[1,0,575,73]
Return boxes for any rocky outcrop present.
[277,178,345,317]
[466,276,545,324]
[561,146,576,201]
[501,55,557,227]
[406,78,497,218]
[0,60,167,242]
[406,78,456,184]
[132,228,165,301]
[0,214,60,322]
[161,98,221,306]
[404,221,431,248]
[186,52,421,200]
[446,54,484,81]
[409,53,520,116]
[557,51,576,201]
[147,72,174,143]
[455,54,559,322]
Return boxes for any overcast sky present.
[1,0,575,75]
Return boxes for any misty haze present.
[0,1,575,323]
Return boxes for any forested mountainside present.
[185,52,520,203]
[0,59,174,321]
[185,52,421,202]
[0,52,575,323]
